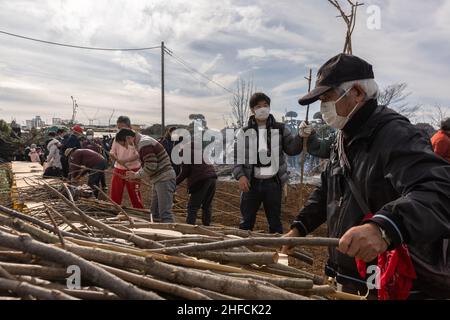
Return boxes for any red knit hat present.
[72,125,83,134]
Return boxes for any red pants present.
[110,168,144,209]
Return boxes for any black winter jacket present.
[292,99,450,293]
[232,114,303,185]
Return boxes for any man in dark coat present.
[232,92,329,234]
[176,142,217,226]
[283,54,450,299]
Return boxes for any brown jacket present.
[68,149,106,179]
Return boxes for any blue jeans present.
[239,177,283,234]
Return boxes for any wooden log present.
[0,262,67,280]
[288,285,336,296]
[207,227,280,238]
[43,182,163,249]
[288,250,314,266]
[63,244,310,300]
[191,251,279,265]
[0,251,36,263]
[94,186,135,227]
[49,288,119,300]
[0,265,16,280]
[246,245,314,265]
[0,213,59,244]
[215,272,313,290]
[249,263,325,285]
[111,222,224,237]
[44,205,89,237]
[148,237,340,255]
[191,287,241,300]
[0,278,77,300]
[159,236,225,246]
[0,203,101,243]
[43,208,66,249]
[65,237,264,275]
[112,228,176,241]
[0,230,163,300]
[97,264,211,300]
[13,275,120,300]
[62,183,75,203]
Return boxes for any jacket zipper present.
[335,195,346,237]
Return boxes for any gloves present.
[298,121,313,138]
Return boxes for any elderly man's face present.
[319,84,367,117]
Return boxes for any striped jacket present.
[135,133,175,183]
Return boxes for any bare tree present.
[328,0,364,54]
[430,105,449,129]
[230,77,255,128]
[378,83,420,120]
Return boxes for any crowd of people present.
[19,53,450,300]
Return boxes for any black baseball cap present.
[298,53,375,106]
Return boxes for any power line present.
[0,30,160,51]
[165,47,236,96]
[0,29,235,94]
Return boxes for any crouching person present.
[176,142,217,226]
[115,129,176,223]
[66,148,107,198]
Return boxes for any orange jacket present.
[431,130,450,162]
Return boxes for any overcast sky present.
[0,0,449,129]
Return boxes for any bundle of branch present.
[0,172,364,301]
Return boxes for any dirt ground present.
[104,172,328,276]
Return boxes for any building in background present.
[52,118,62,125]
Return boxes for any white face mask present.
[255,107,270,121]
[320,88,359,129]
[87,135,93,140]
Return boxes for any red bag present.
[356,213,416,300]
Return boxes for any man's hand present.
[299,121,313,138]
[238,176,251,193]
[280,228,300,254]
[125,171,138,181]
[338,223,388,262]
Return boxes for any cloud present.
[0,0,448,128]
[112,53,152,75]
[237,47,310,65]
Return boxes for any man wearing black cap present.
[282,53,450,299]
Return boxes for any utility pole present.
[300,68,313,185]
[161,41,165,137]
[70,96,78,125]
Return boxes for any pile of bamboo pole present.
[0,177,363,301]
